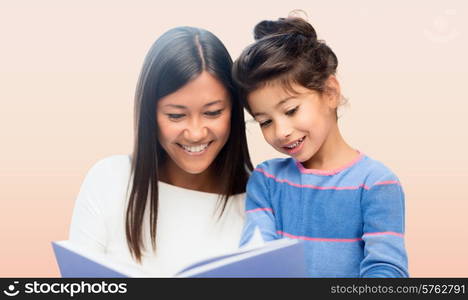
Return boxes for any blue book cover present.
[52,239,307,278]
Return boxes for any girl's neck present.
[303,123,358,171]
[158,160,219,193]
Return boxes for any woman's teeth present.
[181,143,209,153]
[286,137,305,149]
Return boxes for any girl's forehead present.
[250,80,313,99]
[248,82,309,106]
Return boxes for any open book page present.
[175,238,305,277]
[52,241,150,277]
[174,227,265,275]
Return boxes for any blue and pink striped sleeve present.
[239,166,279,246]
[360,174,409,277]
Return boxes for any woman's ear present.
[324,75,341,109]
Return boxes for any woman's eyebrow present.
[163,104,186,109]
[204,100,223,107]
[163,100,223,109]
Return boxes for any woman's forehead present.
[158,72,230,109]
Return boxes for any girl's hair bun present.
[253,17,317,41]
[232,13,339,112]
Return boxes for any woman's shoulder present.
[86,154,131,176]
[89,154,131,170]
[80,154,132,192]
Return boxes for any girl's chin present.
[288,150,316,163]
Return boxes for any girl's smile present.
[248,81,337,165]
[281,136,306,155]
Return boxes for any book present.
[52,238,307,278]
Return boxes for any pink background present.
[1,0,467,277]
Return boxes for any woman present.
[69,26,253,276]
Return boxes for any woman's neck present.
[158,160,219,193]
[303,123,358,170]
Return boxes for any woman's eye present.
[205,109,223,117]
[259,119,272,128]
[167,113,185,119]
[285,106,299,116]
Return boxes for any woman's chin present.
[172,159,214,175]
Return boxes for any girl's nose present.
[275,121,293,141]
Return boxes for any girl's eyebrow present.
[276,96,295,107]
[163,100,223,109]
[252,96,295,117]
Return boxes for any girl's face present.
[157,71,231,175]
[247,81,337,163]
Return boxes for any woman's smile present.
[176,141,214,156]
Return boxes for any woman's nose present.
[183,118,208,142]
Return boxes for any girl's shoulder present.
[356,155,402,187]
[254,157,297,176]
[251,155,402,188]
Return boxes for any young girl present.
[232,16,408,277]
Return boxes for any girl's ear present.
[324,75,341,109]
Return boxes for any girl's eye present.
[167,113,185,120]
[285,106,299,116]
[259,119,272,128]
[204,109,223,117]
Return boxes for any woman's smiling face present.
[156,71,231,175]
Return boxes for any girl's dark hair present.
[127,26,253,262]
[232,16,339,113]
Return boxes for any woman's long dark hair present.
[126,27,253,262]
